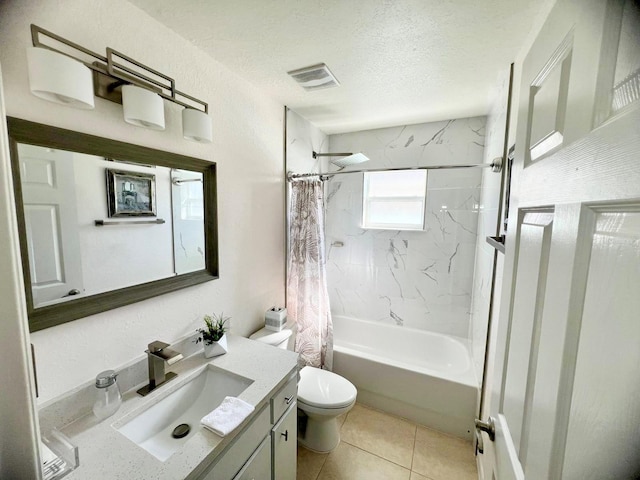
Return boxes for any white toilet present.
[250,326,357,452]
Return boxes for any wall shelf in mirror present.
[7,117,219,332]
[94,219,166,226]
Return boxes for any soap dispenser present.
[92,370,122,420]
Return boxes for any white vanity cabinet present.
[195,372,297,480]
[271,403,297,480]
[269,374,297,479]
[233,437,270,480]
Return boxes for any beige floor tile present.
[317,442,410,480]
[336,413,347,430]
[297,445,328,480]
[340,404,416,468]
[412,426,477,480]
[410,472,431,480]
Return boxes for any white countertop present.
[55,335,298,480]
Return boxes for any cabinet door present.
[271,403,297,480]
[198,406,270,480]
[233,437,271,480]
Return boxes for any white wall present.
[0,0,285,403]
[326,118,485,338]
[73,156,175,294]
[285,109,328,174]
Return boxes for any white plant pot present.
[204,334,228,358]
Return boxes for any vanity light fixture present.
[182,108,213,143]
[26,47,95,109]
[26,24,212,142]
[122,85,165,130]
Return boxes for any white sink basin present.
[116,365,253,461]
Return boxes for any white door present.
[18,144,84,306]
[487,0,640,478]
[0,62,41,480]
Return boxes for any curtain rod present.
[287,157,503,181]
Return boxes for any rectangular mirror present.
[8,117,218,332]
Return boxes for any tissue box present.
[265,307,287,332]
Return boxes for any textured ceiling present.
[129,0,547,134]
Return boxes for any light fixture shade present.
[122,85,165,130]
[182,108,212,143]
[26,47,95,109]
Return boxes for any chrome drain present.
[171,423,190,439]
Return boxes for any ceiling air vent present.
[287,63,340,91]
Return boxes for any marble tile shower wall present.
[325,117,486,338]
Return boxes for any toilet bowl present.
[296,365,357,452]
[249,326,357,452]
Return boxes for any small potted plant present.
[195,313,230,358]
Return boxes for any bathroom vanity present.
[194,371,297,480]
[40,335,298,479]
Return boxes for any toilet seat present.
[298,366,357,409]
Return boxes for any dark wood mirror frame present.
[7,117,219,332]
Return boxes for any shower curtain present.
[287,178,333,370]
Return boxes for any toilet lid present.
[298,366,357,409]
[249,327,292,346]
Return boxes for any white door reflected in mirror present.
[19,145,84,306]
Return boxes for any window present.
[362,170,427,230]
[180,181,204,220]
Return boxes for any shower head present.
[330,153,370,168]
[312,151,370,168]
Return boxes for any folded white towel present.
[201,396,255,437]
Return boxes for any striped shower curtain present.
[287,177,333,370]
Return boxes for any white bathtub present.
[332,315,478,439]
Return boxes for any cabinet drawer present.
[232,437,270,480]
[207,405,270,480]
[270,374,297,423]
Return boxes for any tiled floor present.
[297,404,477,480]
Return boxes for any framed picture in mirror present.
[106,169,156,217]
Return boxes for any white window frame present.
[361,169,428,231]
